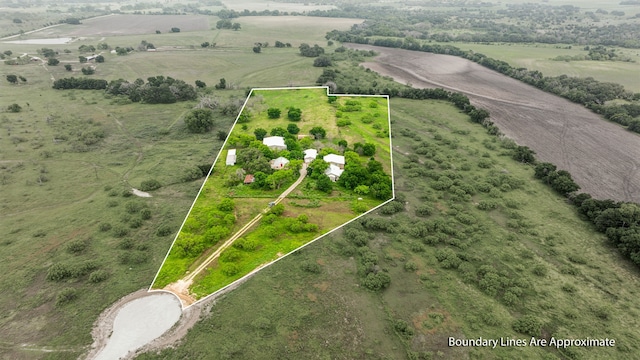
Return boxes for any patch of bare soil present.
[346,44,640,203]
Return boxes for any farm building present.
[270,157,290,170]
[244,174,255,184]
[263,136,287,151]
[85,55,98,61]
[325,164,344,182]
[323,154,345,169]
[303,149,317,163]
[297,134,312,140]
[226,149,236,166]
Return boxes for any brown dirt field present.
[36,15,210,37]
[346,44,640,203]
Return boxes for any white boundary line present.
[148,86,395,310]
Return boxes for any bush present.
[156,225,173,237]
[140,179,161,191]
[112,226,129,237]
[287,107,302,121]
[415,204,434,217]
[98,222,112,232]
[55,288,78,306]
[7,103,22,113]
[88,270,109,283]
[512,315,542,337]
[362,271,391,291]
[301,261,322,273]
[65,239,87,254]
[267,107,281,119]
[221,263,240,276]
[47,263,73,281]
[393,319,414,338]
[184,108,214,133]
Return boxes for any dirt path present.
[346,44,640,203]
[163,163,308,307]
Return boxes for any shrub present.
[47,263,73,281]
[88,270,109,283]
[184,108,214,133]
[140,208,152,220]
[287,107,302,121]
[393,319,414,338]
[98,222,112,232]
[267,107,281,119]
[415,204,434,217]
[221,263,240,276]
[512,315,542,337]
[65,239,87,254]
[139,179,161,191]
[55,288,78,306]
[404,261,418,272]
[362,271,391,291]
[112,226,129,237]
[129,218,143,229]
[156,225,173,237]
[301,261,321,273]
[125,202,143,214]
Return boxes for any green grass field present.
[138,98,640,360]
[431,42,640,93]
[0,14,360,359]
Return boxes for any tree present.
[18,76,26,82]
[310,126,326,139]
[13,18,21,23]
[79,56,87,63]
[156,30,161,34]
[299,43,325,57]
[254,128,267,140]
[201,42,210,48]
[47,58,60,66]
[3,50,12,57]
[184,109,214,133]
[287,107,302,121]
[287,123,300,134]
[275,41,285,48]
[216,19,232,29]
[270,127,287,137]
[512,146,535,163]
[195,80,206,88]
[215,78,226,89]
[316,174,333,193]
[97,42,109,50]
[362,142,376,156]
[313,55,332,67]
[81,67,95,75]
[265,169,294,189]
[95,55,105,63]
[267,108,281,119]
[252,46,261,53]
[232,23,241,31]
[6,75,18,84]
[217,130,228,141]
[171,27,180,33]
[7,103,22,113]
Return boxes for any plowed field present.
[346,44,640,203]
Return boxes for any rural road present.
[164,163,308,307]
[346,44,640,203]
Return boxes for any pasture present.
[137,98,640,360]
[0,13,358,359]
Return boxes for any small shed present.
[226,149,236,166]
[270,156,290,169]
[303,149,317,163]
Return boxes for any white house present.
[325,164,344,182]
[270,156,290,170]
[263,136,287,151]
[323,154,345,169]
[226,149,236,166]
[303,149,317,163]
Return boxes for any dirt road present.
[164,163,309,307]
[346,44,640,203]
